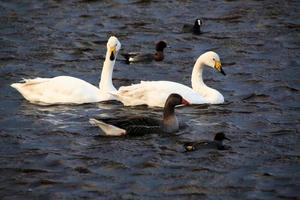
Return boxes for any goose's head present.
[107,36,121,61]
[165,93,189,108]
[201,51,226,75]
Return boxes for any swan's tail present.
[89,118,126,136]
[11,78,50,90]
[10,83,22,90]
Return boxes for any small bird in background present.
[122,41,167,64]
[182,18,203,35]
[184,132,231,151]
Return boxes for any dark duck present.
[184,132,231,151]
[89,94,189,136]
[121,41,167,64]
[182,18,203,35]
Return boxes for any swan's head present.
[107,36,121,61]
[200,51,226,75]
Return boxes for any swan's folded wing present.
[115,81,170,107]
[11,76,100,105]
[115,81,207,107]
[11,77,51,88]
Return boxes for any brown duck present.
[121,41,167,64]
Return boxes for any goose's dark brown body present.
[96,116,161,136]
[91,94,189,136]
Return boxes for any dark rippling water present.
[0,0,300,199]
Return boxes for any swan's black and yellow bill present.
[110,46,116,61]
[214,60,226,76]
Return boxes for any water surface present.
[0,0,299,199]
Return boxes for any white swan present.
[113,51,225,107]
[11,36,121,105]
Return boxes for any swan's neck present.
[99,51,116,92]
[191,59,212,96]
[162,106,179,133]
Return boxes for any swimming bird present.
[184,132,231,151]
[11,36,121,105]
[89,93,189,136]
[121,41,167,64]
[112,51,225,107]
[182,18,203,35]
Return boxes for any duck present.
[11,36,121,105]
[182,18,203,35]
[89,93,189,136]
[184,132,231,151]
[121,41,167,64]
[112,51,225,107]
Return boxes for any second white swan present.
[113,51,225,107]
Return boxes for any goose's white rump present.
[89,118,126,136]
[114,81,206,107]
[113,51,225,107]
[10,36,121,105]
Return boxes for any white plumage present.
[113,51,225,107]
[112,81,206,107]
[11,36,121,105]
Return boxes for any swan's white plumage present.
[11,36,121,105]
[114,81,206,107]
[113,51,225,107]
[11,76,104,105]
